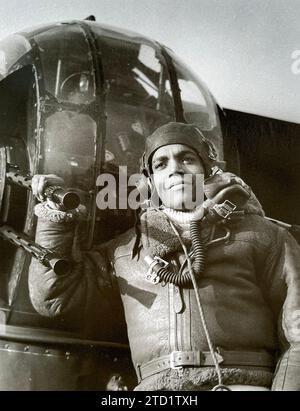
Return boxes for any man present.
[29,122,300,391]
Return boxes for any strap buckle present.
[153,256,169,267]
[215,347,225,364]
[212,199,236,220]
[145,256,168,284]
[170,351,184,376]
[170,351,190,369]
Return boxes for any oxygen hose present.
[143,180,251,389]
[146,181,251,287]
[189,219,206,275]
[145,217,206,287]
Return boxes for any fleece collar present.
[140,208,216,259]
[139,191,265,259]
[140,208,191,259]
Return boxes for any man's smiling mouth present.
[168,181,192,189]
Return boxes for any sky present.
[0,0,299,124]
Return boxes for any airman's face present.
[151,144,205,210]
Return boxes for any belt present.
[136,350,275,382]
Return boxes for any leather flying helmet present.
[141,122,220,178]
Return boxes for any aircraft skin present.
[222,109,300,229]
[0,18,222,390]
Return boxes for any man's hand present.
[204,172,249,199]
[31,174,65,207]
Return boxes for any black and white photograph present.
[0,0,299,393]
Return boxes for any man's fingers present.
[46,174,65,187]
[37,176,46,201]
[232,176,248,188]
[222,172,248,188]
[32,174,66,202]
[31,174,45,198]
[31,175,38,196]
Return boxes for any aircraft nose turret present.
[0,18,222,390]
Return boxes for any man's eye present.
[153,162,165,170]
[182,156,195,163]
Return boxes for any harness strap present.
[136,350,275,382]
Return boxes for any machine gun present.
[4,168,80,212]
[6,168,80,210]
[0,224,70,275]
[1,147,80,210]
[0,147,73,275]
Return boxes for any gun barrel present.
[0,224,71,276]
[6,171,80,210]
